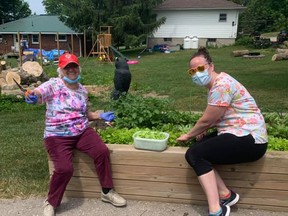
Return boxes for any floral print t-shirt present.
[208,72,268,144]
[35,78,89,138]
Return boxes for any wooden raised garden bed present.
[48,144,288,212]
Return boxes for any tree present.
[43,0,100,31]
[239,0,288,34]
[42,0,62,15]
[106,0,166,47]
[43,0,166,48]
[228,0,246,5]
[0,0,31,23]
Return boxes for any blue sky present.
[25,0,46,15]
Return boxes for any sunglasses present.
[187,64,207,76]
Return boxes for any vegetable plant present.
[99,94,288,151]
[134,130,167,140]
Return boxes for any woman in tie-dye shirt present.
[177,47,267,216]
[25,53,126,216]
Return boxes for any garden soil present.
[1,196,287,216]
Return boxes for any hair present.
[189,46,213,64]
[57,67,63,78]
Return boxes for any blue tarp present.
[41,49,65,60]
[153,44,168,52]
[23,48,65,61]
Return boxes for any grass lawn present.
[0,108,49,198]
[81,45,288,112]
[0,45,287,198]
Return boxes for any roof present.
[155,0,246,10]
[0,15,81,34]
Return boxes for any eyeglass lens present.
[188,65,205,75]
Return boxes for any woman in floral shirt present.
[25,53,126,216]
[177,47,268,216]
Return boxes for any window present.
[22,34,28,40]
[219,13,227,22]
[207,38,217,42]
[32,34,39,44]
[0,34,3,43]
[55,34,67,42]
[164,38,172,42]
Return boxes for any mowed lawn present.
[80,45,288,112]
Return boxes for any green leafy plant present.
[268,136,288,151]
[264,112,288,139]
[134,130,167,140]
[96,107,288,151]
[107,93,199,129]
[98,127,140,144]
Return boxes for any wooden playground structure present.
[83,26,129,66]
[84,26,113,64]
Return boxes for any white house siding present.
[149,10,239,48]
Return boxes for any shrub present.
[235,36,254,46]
[0,94,44,112]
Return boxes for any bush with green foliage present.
[0,94,45,112]
[235,36,254,46]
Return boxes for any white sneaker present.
[43,199,55,216]
[101,189,127,207]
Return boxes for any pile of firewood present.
[231,48,288,61]
[231,50,250,57]
[0,61,49,92]
[271,48,288,61]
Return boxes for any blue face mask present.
[192,69,211,86]
[63,75,81,84]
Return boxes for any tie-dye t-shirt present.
[35,78,89,138]
[208,72,268,144]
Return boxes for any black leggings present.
[185,132,267,176]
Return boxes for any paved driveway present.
[1,197,287,216]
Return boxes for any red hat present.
[58,53,79,68]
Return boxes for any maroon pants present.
[44,127,113,207]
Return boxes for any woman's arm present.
[176,105,227,142]
[86,108,101,121]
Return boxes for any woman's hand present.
[87,110,101,121]
[195,131,207,141]
[25,89,42,104]
[100,111,115,122]
[25,90,38,104]
[176,134,192,142]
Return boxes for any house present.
[0,15,83,57]
[148,0,246,48]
